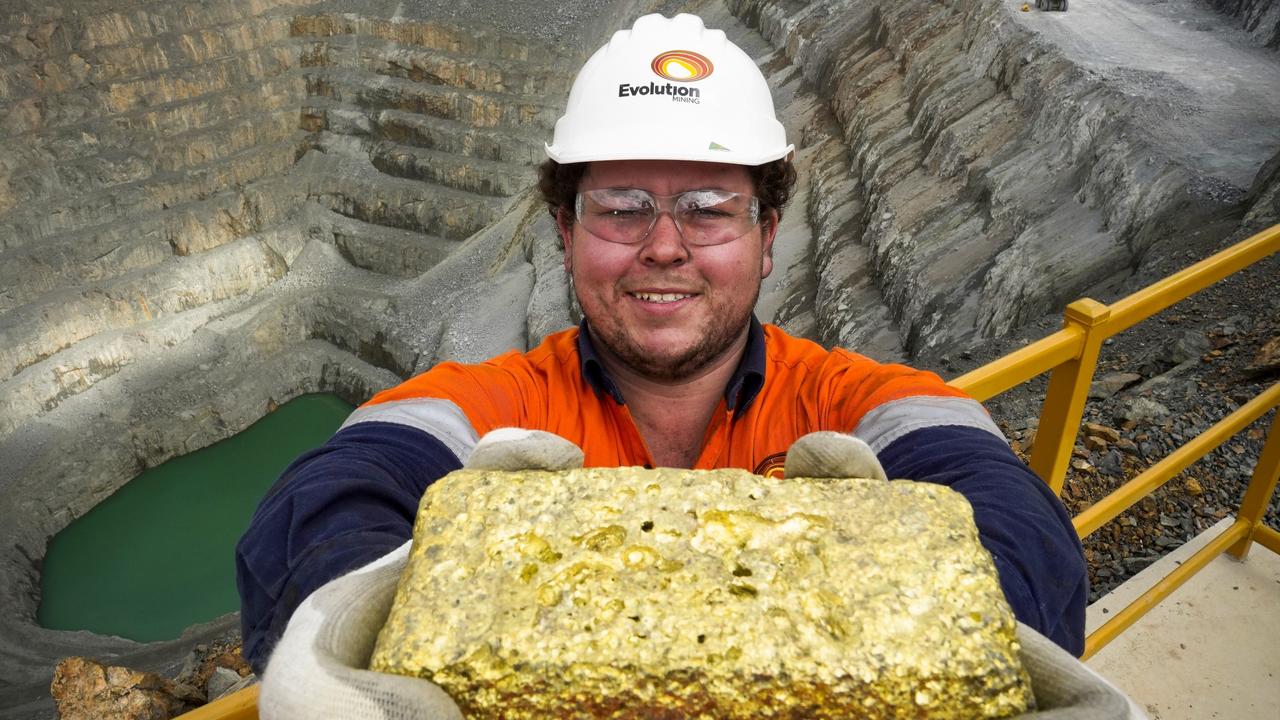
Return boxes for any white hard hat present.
[545,13,793,166]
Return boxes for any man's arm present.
[876,423,1088,655]
[236,358,536,672]
[235,420,462,672]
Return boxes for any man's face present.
[558,159,777,382]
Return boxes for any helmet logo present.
[650,51,714,82]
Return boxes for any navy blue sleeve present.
[878,425,1087,655]
[235,421,462,673]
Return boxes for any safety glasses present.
[574,188,761,246]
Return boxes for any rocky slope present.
[1206,0,1280,47]
[1,0,1278,716]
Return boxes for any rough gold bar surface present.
[370,467,1032,719]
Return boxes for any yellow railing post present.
[1028,298,1111,494]
[1227,406,1280,560]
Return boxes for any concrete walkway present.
[1086,518,1280,720]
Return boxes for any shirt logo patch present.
[754,451,787,479]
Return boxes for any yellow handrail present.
[1073,383,1280,540]
[1228,407,1280,560]
[1253,524,1280,555]
[178,685,258,720]
[950,325,1083,402]
[1081,519,1252,658]
[1106,224,1280,335]
[952,221,1280,658]
[952,223,1280,493]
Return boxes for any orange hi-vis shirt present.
[239,317,1089,670]
[347,318,996,474]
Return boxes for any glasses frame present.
[573,187,762,246]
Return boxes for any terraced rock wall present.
[0,1,588,713]
[730,0,1280,356]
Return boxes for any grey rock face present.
[1169,330,1212,365]
[1089,372,1143,401]
[203,667,244,703]
[2,0,1279,715]
[1203,0,1280,48]
[732,0,1280,356]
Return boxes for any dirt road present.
[1013,0,1280,188]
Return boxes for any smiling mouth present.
[630,292,696,304]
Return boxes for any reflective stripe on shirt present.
[852,395,1004,453]
[356,320,979,474]
[341,397,480,463]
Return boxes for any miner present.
[237,12,1090,715]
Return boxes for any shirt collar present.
[577,320,625,405]
[577,315,766,417]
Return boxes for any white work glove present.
[464,427,584,471]
[259,428,584,720]
[258,540,461,720]
[783,431,889,480]
[1014,622,1146,719]
[781,436,1140,717]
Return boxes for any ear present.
[556,208,575,273]
[760,209,779,279]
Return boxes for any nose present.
[639,210,689,266]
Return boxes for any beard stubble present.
[582,285,760,383]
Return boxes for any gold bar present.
[1075,383,1280,540]
[373,467,1032,719]
[1083,520,1250,660]
[1029,299,1111,494]
[950,327,1083,402]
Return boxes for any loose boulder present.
[50,657,201,720]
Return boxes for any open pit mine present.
[2,0,1278,717]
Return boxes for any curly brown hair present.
[537,158,797,236]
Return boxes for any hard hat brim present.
[544,142,794,167]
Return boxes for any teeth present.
[633,292,692,304]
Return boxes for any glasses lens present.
[675,190,758,245]
[577,189,762,245]
[577,189,655,244]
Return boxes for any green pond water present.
[38,393,354,642]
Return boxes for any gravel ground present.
[927,227,1280,603]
